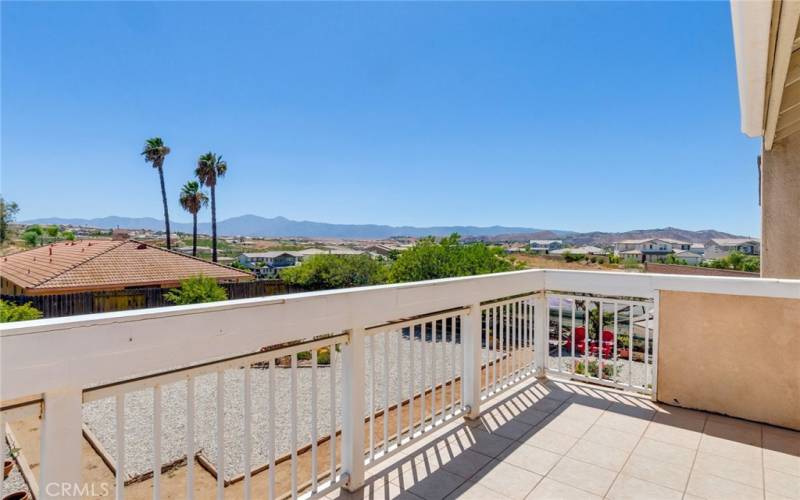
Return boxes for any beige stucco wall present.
[657,290,800,430]
[762,133,800,279]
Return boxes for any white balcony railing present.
[1,269,798,499]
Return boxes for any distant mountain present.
[561,227,751,246]
[465,227,751,245]
[23,215,567,240]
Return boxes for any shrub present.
[563,252,585,263]
[164,275,228,305]
[574,360,615,379]
[622,257,640,269]
[281,254,389,290]
[389,233,515,282]
[0,300,43,322]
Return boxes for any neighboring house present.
[704,238,761,260]
[529,240,563,254]
[0,239,253,296]
[551,245,608,256]
[690,243,705,256]
[673,250,704,265]
[238,247,368,278]
[238,251,301,278]
[613,238,690,263]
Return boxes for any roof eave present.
[731,0,773,138]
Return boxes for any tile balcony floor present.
[328,378,800,500]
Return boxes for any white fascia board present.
[730,0,773,137]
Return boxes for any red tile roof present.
[1,240,253,294]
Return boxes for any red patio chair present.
[563,326,589,355]
[591,330,615,358]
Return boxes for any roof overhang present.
[731,0,800,149]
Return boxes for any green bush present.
[622,257,640,269]
[0,300,43,322]
[575,360,615,379]
[563,251,585,263]
[389,233,515,282]
[281,254,389,290]
[164,275,228,305]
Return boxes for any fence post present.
[341,327,366,492]
[39,387,83,499]
[462,304,482,420]
[650,290,660,401]
[534,294,548,378]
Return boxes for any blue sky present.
[1,2,760,235]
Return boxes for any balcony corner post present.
[39,387,83,500]
[341,327,366,492]
[462,303,482,420]
[534,293,548,379]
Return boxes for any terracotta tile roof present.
[1,240,253,293]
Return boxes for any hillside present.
[469,227,748,245]
[22,215,567,240]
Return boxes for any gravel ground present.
[1,460,29,498]
[84,332,469,482]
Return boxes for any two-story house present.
[614,238,692,263]
[704,238,761,260]
[529,239,563,254]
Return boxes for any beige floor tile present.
[583,423,642,453]
[645,421,703,449]
[567,438,631,472]
[607,401,657,420]
[693,450,764,489]
[686,471,764,500]
[527,397,566,414]
[704,417,762,447]
[595,411,650,436]
[438,449,494,479]
[525,477,602,500]
[633,437,697,468]
[698,434,763,465]
[765,468,800,499]
[518,427,579,455]
[765,449,800,478]
[444,480,505,500]
[606,474,683,500]
[555,403,605,423]
[652,406,707,432]
[498,442,562,475]
[547,456,618,496]
[537,414,595,439]
[492,420,535,441]
[515,408,552,426]
[392,467,465,500]
[621,453,691,491]
[465,428,515,458]
[472,460,543,500]
[765,492,796,500]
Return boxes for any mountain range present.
[22,215,571,239]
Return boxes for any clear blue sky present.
[1,1,760,235]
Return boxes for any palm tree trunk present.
[158,165,171,249]
[192,212,198,257]
[211,184,217,262]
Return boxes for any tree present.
[0,300,43,322]
[704,251,760,272]
[45,225,59,238]
[389,233,515,283]
[281,254,389,290]
[164,275,228,305]
[62,230,75,241]
[0,197,19,243]
[141,137,173,249]
[195,152,227,262]
[179,181,209,256]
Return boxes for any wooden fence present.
[2,280,290,318]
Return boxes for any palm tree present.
[179,181,208,257]
[195,152,227,262]
[141,137,172,249]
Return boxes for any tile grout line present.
[682,413,708,498]
[599,408,657,498]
